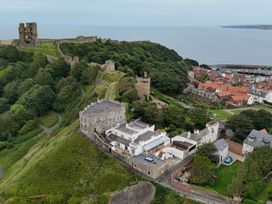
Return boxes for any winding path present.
[40,113,63,134]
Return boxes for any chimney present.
[188,131,191,138]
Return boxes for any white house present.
[248,89,272,104]
[242,129,272,155]
[106,120,170,156]
[181,122,219,145]
[161,136,197,160]
[214,139,229,162]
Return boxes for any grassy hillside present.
[0,120,197,204]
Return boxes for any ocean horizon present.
[1,25,272,66]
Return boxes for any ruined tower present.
[18,22,39,48]
[135,72,151,100]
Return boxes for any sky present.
[0,0,271,27]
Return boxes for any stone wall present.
[135,72,151,100]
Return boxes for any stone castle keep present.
[135,72,151,100]
[18,22,39,48]
[79,100,126,137]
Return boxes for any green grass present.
[38,112,58,128]
[0,121,141,203]
[206,162,242,196]
[209,109,232,121]
[0,120,195,203]
[22,40,59,57]
[0,128,43,170]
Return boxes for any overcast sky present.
[0,0,271,27]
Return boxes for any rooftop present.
[83,100,122,114]
[134,131,158,144]
[131,154,165,168]
[214,139,228,151]
[244,129,272,148]
[116,124,138,135]
[128,120,150,130]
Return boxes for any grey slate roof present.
[131,154,165,167]
[244,129,272,148]
[134,131,156,144]
[249,89,268,98]
[214,139,228,151]
[108,134,131,146]
[116,124,138,135]
[85,100,122,114]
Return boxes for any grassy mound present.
[0,121,140,203]
[22,40,59,57]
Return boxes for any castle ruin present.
[18,22,39,48]
[135,72,151,100]
[101,60,115,71]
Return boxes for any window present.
[147,171,151,175]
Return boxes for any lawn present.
[39,111,59,128]
[207,161,242,195]
[209,109,232,121]
[22,40,59,57]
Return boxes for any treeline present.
[226,109,272,143]
[0,46,99,142]
[60,40,192,95]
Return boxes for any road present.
[40,113,63,134]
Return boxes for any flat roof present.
[131,154,165,167]
[116,124,138,135]
[84,100,122,114]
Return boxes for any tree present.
[17,85,56,116]
[190,156,216,185]
[0,97,10,113]
[51,58,70,78]
[30,53,47,73]
[54,84,80,112]
[80,65,99,85]
[196,143,217,161]
[163,105,185,128]
[184,58,199,67]
[71,60,88,81]
[228,146,272,198]
[241,110,272,131]
[226,114,254,142]
[10,104,32,127]
[0,113,20,141]
[3,81,19,104]
[35,69,55,89]
[189,108,210,130]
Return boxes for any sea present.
[1,25,272,65]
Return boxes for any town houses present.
[184,66,272,106]
[79,100,221,179]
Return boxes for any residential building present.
[214,139,229,162]
[248,89,272,104]
[130,155,168,179]
[161,136,197,160]
[79,100,126,137]
[242,129,272,155]
[106,120,170,156]
[181,122,220,145]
